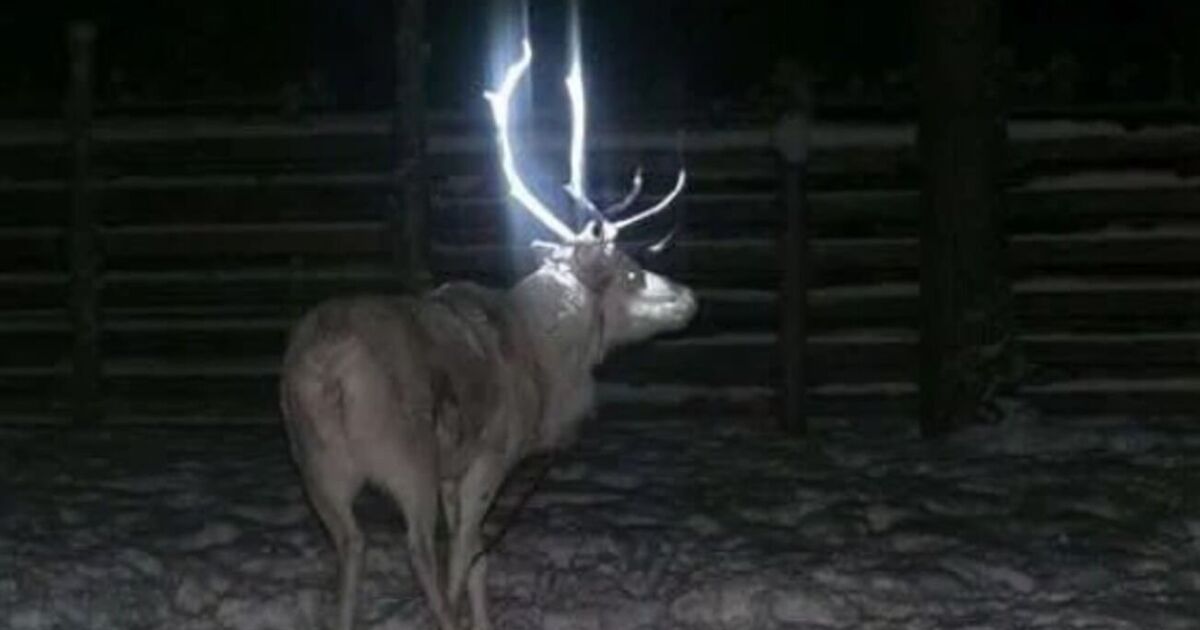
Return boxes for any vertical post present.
[775,112,810,434]
[390,0,433,291]
[67,22,101,426]
[917,0,1013,437]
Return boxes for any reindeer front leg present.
[465,552,492,630]
[446,452,506,630]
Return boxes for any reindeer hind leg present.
[303,458,365,630]
[375,431,461,630]
[446,451,506,630]
[284,375,367,630]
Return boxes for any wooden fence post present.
[67,21,101,425]
[390,0,433,291]
[775,111,810,434]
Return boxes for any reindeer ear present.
[570,242,618,292]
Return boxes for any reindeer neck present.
[505,263,605,448]
[507,262,605,372]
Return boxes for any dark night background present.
[4,3,1200,628]
[2,1,1198,116]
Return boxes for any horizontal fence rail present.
[2,111,1200,426]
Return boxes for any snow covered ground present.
[2,411,1198,630]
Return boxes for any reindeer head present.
[485,39,697,353]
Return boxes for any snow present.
[694,288,776,303]
[0,317,66,333]
[104,317,290,333]
[675,330,1200,346]
[1018,225,1200,242]
[1025,331,1200,342]
[4,115,1198,152]
[4,160,1195,198]
[777,117,1192,149]
[1019,170,1200,191]
[1022,377,1200,393]
[808,382,916,396]
[658,333,776,346]
[1016,277,1200,293]
[105,221,384,237]
[0,366,59,378]
[808,276,1200,302]
[105,358,274,378]
[811,282,914,301]
[0,273,63,286]
[597,383,773,405]
[0,227,58,239]
[4,412,1197,630]
[0,174,394,192]
[102,267,392,285]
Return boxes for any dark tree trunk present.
[916,0,1018,437]
[67,22,101,426]
[776,113,811,435]
[391,0,433,291]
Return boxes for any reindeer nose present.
[677,286,698,320]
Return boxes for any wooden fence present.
[3,104,1200,427]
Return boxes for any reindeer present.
[279,39,697,630]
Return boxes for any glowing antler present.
[484,39,577,242]
[602,168,643,217]
[563,57,597,216]
[485,38,686,244]
[613,130,688,232]
[612,168,687,231]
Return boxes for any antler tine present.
[562,54,609,227]
[484,38,577,242]
[613,130,687,233]
[562,59,589,208]
[612,167,688,232]
[601,167,643,217]
[645,221,678,254]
